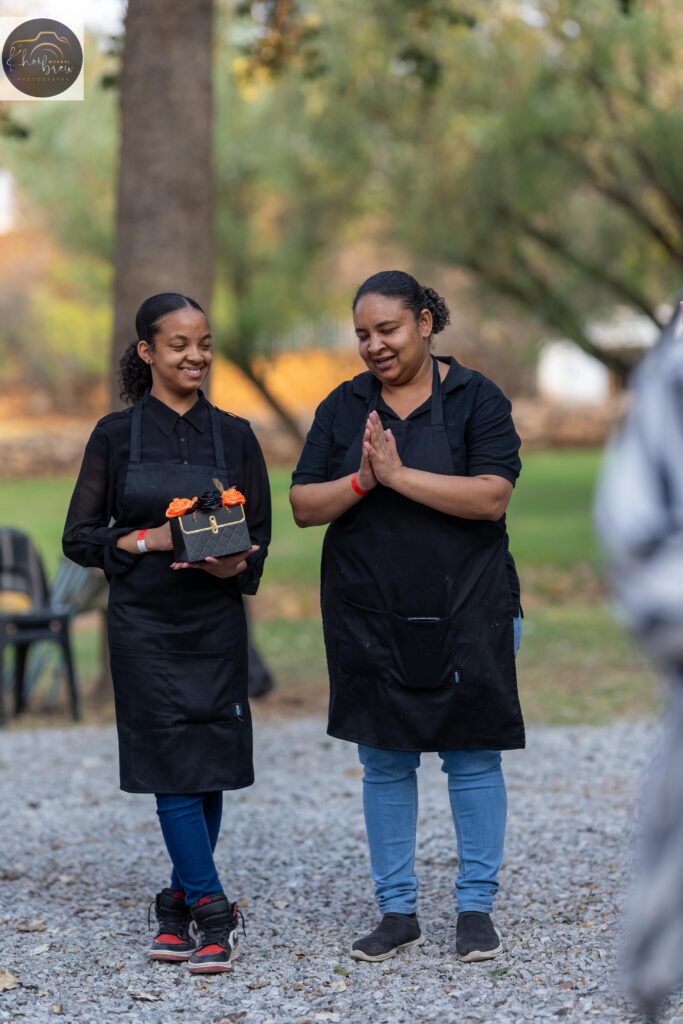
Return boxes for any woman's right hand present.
[357,418,378,492]
[146,521,173,552]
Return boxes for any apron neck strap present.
[368,384,381,414]
[130,401,143,464]
[129,398,227,471]
[209,405,227,472]
[430,357,445,427]
[367,356,446,424]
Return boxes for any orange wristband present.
[351,474,368,497]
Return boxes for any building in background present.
[537,307,666,405]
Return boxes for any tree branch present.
[582,70,683,230]
[230,347,306,445]
[541,137,683,263]
[511,215,662,326]
[459,252,632,379]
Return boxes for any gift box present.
[166,482,252,563]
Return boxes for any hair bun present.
[422,286,451,335]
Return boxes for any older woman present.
[290,270,524,963]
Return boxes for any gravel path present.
[1,715,681,1024]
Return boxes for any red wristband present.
[351,474,368,497]
[137,529,148,542]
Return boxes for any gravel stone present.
[1,716,682,1022]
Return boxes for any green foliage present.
[369,0,682,365]
[233,0,682,370]
[0,109,29,139]
[3,36,117,264]
[1,36,116,392]
[3,1,681,396]
[213,6,372,366]
[30,281,111,382]
[506,450,601,569]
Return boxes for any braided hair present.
[352,270,450,336]
[118,292,207,404]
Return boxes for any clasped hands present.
[356,410,404,492]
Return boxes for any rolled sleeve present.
[465,380,522,485]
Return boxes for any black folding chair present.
[0,528,79,724]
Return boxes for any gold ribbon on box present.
[178,505,246,536]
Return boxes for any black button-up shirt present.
[63,391,271,594]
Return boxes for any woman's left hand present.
[171,544,260,578]
[365,410,403,487]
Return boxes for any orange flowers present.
[165,489,245,518]
[165,497,198,518]
[222,488,246,507]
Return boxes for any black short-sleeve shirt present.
[292,355,522,607]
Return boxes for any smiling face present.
[353,293,432,386]
[137,305,213,400]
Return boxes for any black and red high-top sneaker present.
[148,888,195,962]
[187,893,244,974]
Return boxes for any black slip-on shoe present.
[351,912,425,963]
[187,893,244,974]
[456,911,503,962]
[148,888,195,962]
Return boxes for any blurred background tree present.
[236,0,682,382]
[2,0,682,415]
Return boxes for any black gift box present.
[170,504,252,563]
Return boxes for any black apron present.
[322,358,525,752]
[108,400,253,794]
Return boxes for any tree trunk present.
[232,352,306,445]
[110,0,214,409]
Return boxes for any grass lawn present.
[0,450,662,726]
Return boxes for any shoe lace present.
[147,897,188,936]
[197,904,247,948]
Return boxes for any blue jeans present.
[155,791,224,905]
[358,614,522,916]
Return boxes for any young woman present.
[290,270,524,963]
[63,292,271,973]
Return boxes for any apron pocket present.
[337,598,392,682]
[390,613,455,690]
[110,648,246,729]
[165,651,246,725]
[110,651,175,728]
[337,598,458,692]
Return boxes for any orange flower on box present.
[165,496,197,518]
[221,488,246,507]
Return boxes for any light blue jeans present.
[357,614,522,916]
